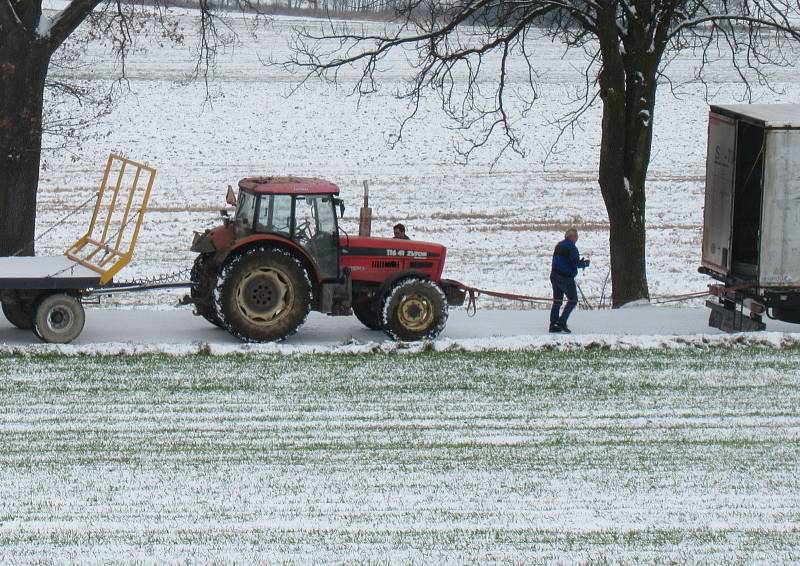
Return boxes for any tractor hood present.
[340,235,447,282]
[341,236,445,258]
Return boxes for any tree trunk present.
[0,47,50,257]
[597,61,656,307]
[598,140,649,307]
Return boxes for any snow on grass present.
[0,348,798,561]
[1,329,799,357]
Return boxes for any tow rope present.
[445,282,555,316]
[451,281,717,316]
[465,288,551,316]
[650,290,711,305]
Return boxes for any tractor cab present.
[230,177,343,280]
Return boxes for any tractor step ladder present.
[65,154,156,285]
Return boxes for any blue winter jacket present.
[551,238,588,278]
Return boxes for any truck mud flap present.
[706,300,766,332]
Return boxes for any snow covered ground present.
[34,10,800,310]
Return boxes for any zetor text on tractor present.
[186,177,466,342]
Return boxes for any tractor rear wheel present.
[352,299,382,330]
[33,293,85,344]
[380,277,448,341]
[190,253,223,328]
[2,299,34,330]
[216,247,311,342]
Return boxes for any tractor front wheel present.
[380,278,448,341]
[2,298,34,330]
[215,247,311,342]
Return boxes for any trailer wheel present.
[2,299,34,330]
[352,299,382,330]
[33,294,85,344]
[190,253,223,328]
[381,277,448,341]
[772,307,800,324]
[216,247,311,342]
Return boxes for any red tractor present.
[186,177,465,342]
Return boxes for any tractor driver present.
[393,223,410,240]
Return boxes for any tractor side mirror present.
[225,185,237,207]
[334,198,345,218]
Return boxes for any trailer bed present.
[0,256,101,290]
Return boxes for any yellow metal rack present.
[65,154,156,285]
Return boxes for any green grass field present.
[1,347,798,562]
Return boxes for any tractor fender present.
[191,224,235,254]
[375,270,431,300]
[216,235,322,287]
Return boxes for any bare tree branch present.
[46,0,105,50]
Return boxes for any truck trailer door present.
[759,129,800,286]
[702,112,737,275]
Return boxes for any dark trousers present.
[550,272,578,324]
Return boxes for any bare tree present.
[0,0,253,258]
[285,0,800,306]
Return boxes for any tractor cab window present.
[255,194,292,237]
[236,191,257,234]
[317,197,337,235]
[294,195,339,280]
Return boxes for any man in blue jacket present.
[550,228,589,333]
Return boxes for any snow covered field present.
[34,10,800,308]
[1,347,799,561]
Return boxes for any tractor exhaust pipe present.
[359,180,372,237]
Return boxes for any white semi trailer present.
[700,104,800,331]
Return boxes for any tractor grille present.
[410,261,434,269]
[372,260,400,269]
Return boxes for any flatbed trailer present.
[0,155,156,343]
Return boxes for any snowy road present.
[2,304,799,349]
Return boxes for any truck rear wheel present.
[380,277,448,341]
[216,247,311,342]
[772,307,800,324]
[352,299,382,330]
[190,253,223,328]
[2,299,34,330]
[33,293,85,344]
